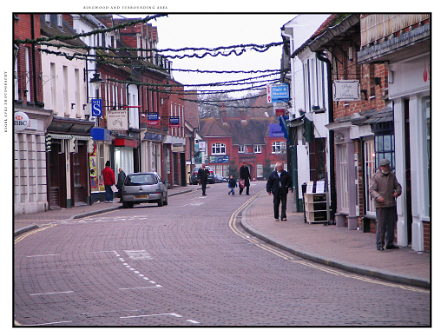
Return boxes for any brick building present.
[199,102,287,182]
[14,14,52,215]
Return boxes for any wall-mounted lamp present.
[361,89,368,100]
[89,72,105,90]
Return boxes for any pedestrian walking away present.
[102,161,116,203]
[197,163,209,196]
[117,167,126,202]
[239,161,251,195]
[228,175,237,195]
[266,162,291,221]
[369,158,402,251]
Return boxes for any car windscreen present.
[124,174,157,186]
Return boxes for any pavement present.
[14,185,430,289]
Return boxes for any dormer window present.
[57,14,63,28]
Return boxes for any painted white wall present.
[41,47,87,119]
[389,54,431,251]
[281,14,330,117]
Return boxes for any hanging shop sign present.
[147,113,160,126]
[14,112,30,131]
[169,117,180,127]
[333,80,361,101]
[107,110,128,130]
[267,83,289,103]
[91,99,103,117]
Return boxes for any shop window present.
[364,139,376,215]
[374,133,395,170]
[338,144,349,212]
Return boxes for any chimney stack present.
[220,103,228,124]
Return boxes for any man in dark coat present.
[197,163,209,196]
[239,161,251,195]
[266,162,291,221]
[117,167,127,202]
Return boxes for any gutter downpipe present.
[316,51,336,221]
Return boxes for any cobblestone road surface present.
[14,183,430,326]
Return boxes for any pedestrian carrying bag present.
[239,179,245,188]
[111,185,118,193]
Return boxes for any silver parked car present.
[121,172,168,208]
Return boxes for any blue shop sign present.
[90,127,111,141]
[209,155,229,164]
[143,132,164,142]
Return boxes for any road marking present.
[120,312,182,319]
[26,254,59,258]
[29,291,74,296]
[124,249,153,260]
[228,190,430,294]
[119,286,162,290]
[187,319,200,324]
[14,224,57,244]
[23,321,72,326]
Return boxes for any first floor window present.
[212,143,226,155]
[238,145,245,153]
[272,142,286,154]
[254,145,262,153]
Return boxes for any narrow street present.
[14,183,430,326]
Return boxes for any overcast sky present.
[117,14,297,99]
[154,14,296,96]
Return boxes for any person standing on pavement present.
[239,161,251,195]
[197,163,209,196]
[117,167,127,202]
[102,161,116,203]
[369,159,402,251]
[266,162,291,221]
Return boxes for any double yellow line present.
[228,191,430,294]
[14,224,57,245]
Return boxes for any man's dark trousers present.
[201,181,207,195]
[376,206,396,248]
[273,188,287,220]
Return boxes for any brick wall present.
[14,14,44,105]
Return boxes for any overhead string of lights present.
[15,15,288,103]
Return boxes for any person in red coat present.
[102,161,116,203]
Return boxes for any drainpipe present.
[31,14,38,105]
[316,51,336,220]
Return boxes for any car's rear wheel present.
[157,196,163,207]
[163,195,168,205]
